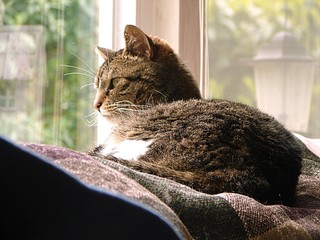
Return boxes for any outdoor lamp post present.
[252,31,315,133]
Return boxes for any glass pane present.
[1,0,98,149]
[0,80,15,110]
[207,0,320,138]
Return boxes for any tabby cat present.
[90,25,302,205]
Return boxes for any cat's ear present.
[124,25,153,59]
[95,46,114,61]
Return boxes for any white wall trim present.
[136,0,201,87]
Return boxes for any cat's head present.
[93,24,201,120]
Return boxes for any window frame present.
[96,0,204,143]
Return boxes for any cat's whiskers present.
[115,100,136,105]
[113,104,146,108]
[111,100,148,109]
[85,111,97,117]
[61,63,97,90]
[64,72,95,79]
[146,93,156,105]
[153,89,167,99]
[67,49,96,74]
[84,111,99,127]
[61,64,95,75]
[118,104,149,111]
[80,83,95,89]
[117,108,145,113]
[64,72,97,91]
[106,106,119,112]
[145,90,167,106]
[103,101,149,116]
[108,109,126,119]
[153,89,168,103]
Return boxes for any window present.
[1,0,98,149]
[0,25,45,141]
[206,0,320,138]
[0,81,16,110]
[1,0,201,148]
[1,0,318,150]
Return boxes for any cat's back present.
[114,98,301,168]
[118,98,292,140]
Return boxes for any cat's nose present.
[94,91,107,111]
[94,100,102,111]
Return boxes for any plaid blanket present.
[23,138,320,240]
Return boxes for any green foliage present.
[208,0,320,137]
[208,0,320,99]
[209,78,225,99]
[3,0,97,149]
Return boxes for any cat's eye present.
[111,78,121,88]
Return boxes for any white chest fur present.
[101,138,153,161]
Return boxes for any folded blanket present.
[22,139,320,240]
[2,137,185,239]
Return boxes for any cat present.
[90,24,302,205]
